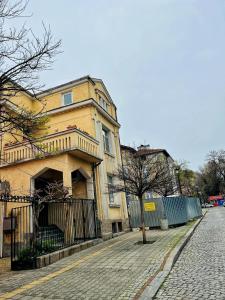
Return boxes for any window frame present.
[99,96,108,112]
[102,126,111,153]
[107,174,114,204]
[62,91,73,106]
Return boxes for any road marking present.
[0,234,138,299]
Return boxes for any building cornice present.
[0,99,20,112]
[37,75,98,97]
[46,98,121,128]
[37,76,115,105]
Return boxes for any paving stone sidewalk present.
[155,207,225,300]
[0,222,196,300]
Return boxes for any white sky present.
[27,0,225,170]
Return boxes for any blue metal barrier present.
[128,196,202,228]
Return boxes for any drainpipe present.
[118,137,130,225]
[92,162,101,238]
[0,203,3,258]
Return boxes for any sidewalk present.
[0,221,198,300]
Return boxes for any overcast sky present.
[27,0,225,170]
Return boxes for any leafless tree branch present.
[111,150,178,243]
[0,0,61,159]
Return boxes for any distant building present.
[121,144,178,201]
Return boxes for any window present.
[102,127,110,153]
[99,97,108,111]
[146,192,153,200]
[62,92,72,106]
[126,193,133,206]
[108,175,114,203]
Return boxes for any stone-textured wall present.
[101,218,130,240]
[0,257,11,273]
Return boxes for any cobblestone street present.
[0,223,195,300]
[155,207,225,300]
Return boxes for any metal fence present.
[0,194,32,203]
[11,199,99,270]
[128,196,202,228]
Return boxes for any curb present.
[139,212,207,300]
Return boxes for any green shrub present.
[17,247,35,266]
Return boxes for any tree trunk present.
[139,195,147,244]
[32,203,40,256]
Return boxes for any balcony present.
[1,128,101,167]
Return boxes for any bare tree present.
[112,153,177,244]
[0,0,61,148]
[32,181,71,249]
[207,150,225,192]
[152,164,178,197]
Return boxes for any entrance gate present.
[0,195,31,260]
[0,196,99,270]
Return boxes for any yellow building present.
[0,75,129,253]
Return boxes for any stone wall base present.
[0,257,11,274]
[15,218,131,269]
[36,239,101,269]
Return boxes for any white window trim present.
[61,91,73,106]
[102,126,111,153]
[107,174,114,204]
[99,96,109,112]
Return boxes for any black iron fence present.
[0,194,32,203]
[10,199,99,270]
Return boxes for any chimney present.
[137,144,150,151]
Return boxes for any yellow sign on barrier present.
[144,202,156,212]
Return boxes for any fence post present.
[0,202,3,258]
[82,199,86,241]
[93,200,97,238]
[10,209,14,269]
[31,201,38,263]
[92,163,102,238]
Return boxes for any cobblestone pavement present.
[0,222,195,300]
[155,207,225,300]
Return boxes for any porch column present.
[63,170,72,196]
[86,177,94,199]
[30,178,35,196]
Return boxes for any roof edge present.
[36,75,93,96]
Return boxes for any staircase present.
[39,225,64,253]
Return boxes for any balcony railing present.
[1,128,101,166]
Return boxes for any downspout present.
[92,162,101,238]
[0,106,4,169]
[119,144,132,231]
[0,105,4,258]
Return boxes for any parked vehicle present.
[202,203,213,208]
[205,203,214,208]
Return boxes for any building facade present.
[121,144,178,200]
[0,76,129,256]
